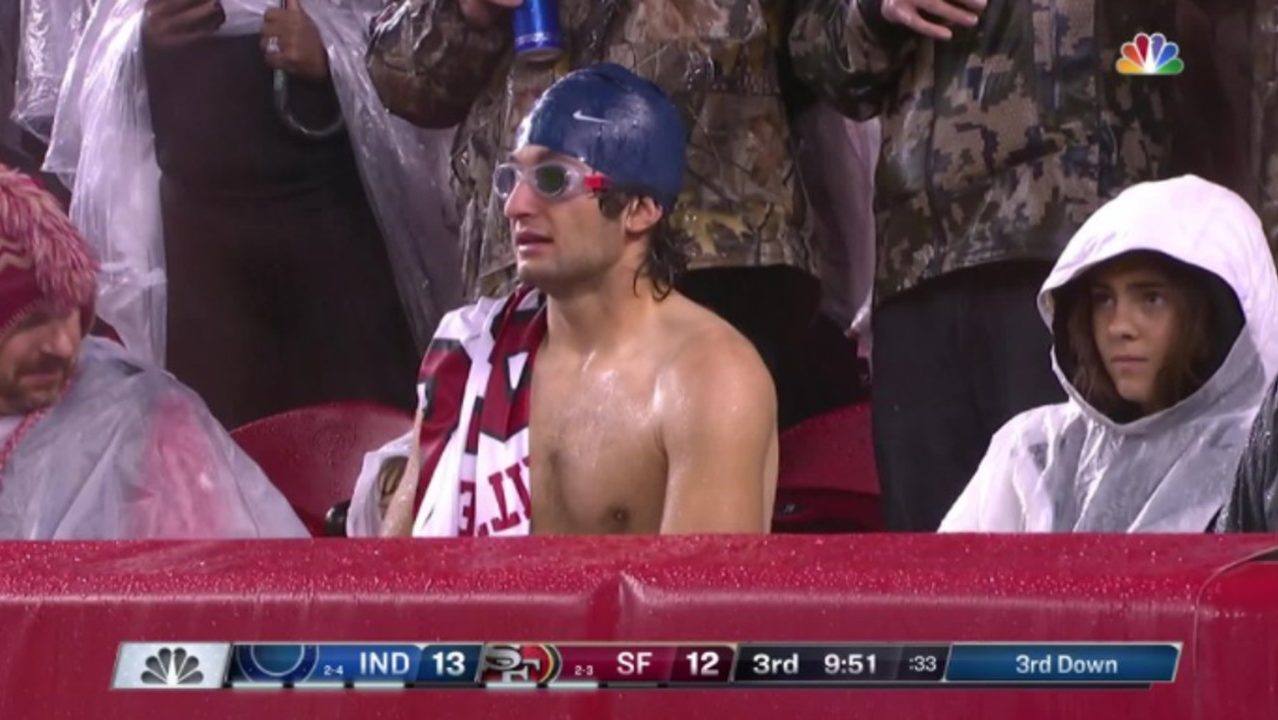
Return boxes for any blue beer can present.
[513,0,564,63]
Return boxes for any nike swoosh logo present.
[572,110,610,125]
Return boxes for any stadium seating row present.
[229,400,885,535]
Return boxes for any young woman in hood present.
[1062,251,1231,422]
[940,176,1278,532]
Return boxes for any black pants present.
[678,266,864,429]
[871,261,1065,531]
[162,170,419,428]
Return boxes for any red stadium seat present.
[231,402,412,536]
[774,402,882,532]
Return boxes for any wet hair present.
[597,189,692,300]
[1055,251,1238,421]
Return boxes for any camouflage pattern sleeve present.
[788,0,918,121]
[366,0,511,128]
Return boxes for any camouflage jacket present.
[1256,0,1278,251]
[1163,0,1278,256]
[790,0,1174,299]
[368,0,815,299]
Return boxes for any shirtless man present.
[352,64,777,536]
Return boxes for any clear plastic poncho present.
[0,338,309,538]
[12,0,95,141]
[941,175,1278,533]
[42,0,459,363]
[792,104,879,344]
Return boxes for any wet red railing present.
[1,534,1274,719]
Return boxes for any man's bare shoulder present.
[653,292,774,402]
[648,292,779,534]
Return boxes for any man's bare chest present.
[528,364,667,534]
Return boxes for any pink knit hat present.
[0,164,97,337]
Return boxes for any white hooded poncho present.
[941,176,1278,532]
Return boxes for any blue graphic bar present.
[225,643,484,685]
[309,644,421,683]
[945,644,1180,684]
[414,645,484,684]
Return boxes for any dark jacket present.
[1218,376,1278,532]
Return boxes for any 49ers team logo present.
[479,644,561,685]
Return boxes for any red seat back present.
[231,402,412,535]
[775,402,882,532]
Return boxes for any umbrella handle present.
[273,68,345,139]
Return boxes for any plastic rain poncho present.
[12,0,95,141]
[0,338,309,538]
[793,105,879,344]
[42,0,458,363]
[941,175,1278,533]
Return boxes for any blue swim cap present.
[515,63,687,211]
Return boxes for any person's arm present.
[133,386,309,538]
[345,432,414,536]
[261,0,330,82]
[657,333,778,534]
[261,0,348,137]
[1219,378,1278,532]
[365,0,512,128]
[788,0,981,121]
[380,398,425,537]
[141,0,225,49]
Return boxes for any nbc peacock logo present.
[113,642,229,689]
[140,647,205,686]
[1116,32,1184,76]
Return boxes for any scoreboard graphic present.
[111,642,1181,690]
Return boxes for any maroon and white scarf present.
[351,286,546,537]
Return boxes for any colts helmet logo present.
[480,644,561,685]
